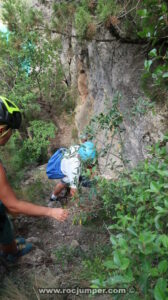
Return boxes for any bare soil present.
[0,182,111,300]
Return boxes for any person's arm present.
[0,164,68,222]
[70,188,77,197]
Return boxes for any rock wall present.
[59,26,167,177]
[35,1,168,177]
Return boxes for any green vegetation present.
[0,121,56,187]
[51,0,168,102]
[137,1,168,102]
[54,245,82,266]
[21,120,56,163]
[74,90,168,298]
[52,1,76,33]
[1,0,70,114]
[75,6,93,38]
[0,0,76,183]
[96,0,121,23]
[0,1,168,299]
[77,135,168,299]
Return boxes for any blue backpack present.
[46,148,66,179]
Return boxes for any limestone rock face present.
[32,1,168,177]
[63,30,167,177]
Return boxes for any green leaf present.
[150,182,161,193]
[154,206,167,214]
[137,9,148,17]
[158,260,168,274]
[154,278,167,300]
[160,235,168,248]
[106,272,134,285]
[103,260,118,269]
[150,268,159,277]
[149,48,157,57]
[113,250,130,270]
[118,238,128,250]
[127,227,138,237]
[154,215,162,230]
[138,273,149,294]
[106,275,127,285]
[161,3,167,13]
[162,72,168,78]
[139,231,156,244]
[144,59,153,71]
[164,199,168,209]
[91,279,102,288]
[110,235,117,246]
[157,170,168,177]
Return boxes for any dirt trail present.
[1,182,110,299]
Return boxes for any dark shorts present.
[60,178,70,186]
[0,201,14,245]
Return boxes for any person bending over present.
[47,141,97,201]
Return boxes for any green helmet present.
[0,96,22,129]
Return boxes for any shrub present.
[75,6,93,38]
[52,1,76,32]
[21,120,56,164]
[136,1,168,102]
[83,135,168,299]
[96,0,121,23]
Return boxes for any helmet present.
[0,96,22,129]
[78,141,96,162]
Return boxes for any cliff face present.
[60,26,167,177]
[33,1,168,177]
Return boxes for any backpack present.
[46,148,66,179]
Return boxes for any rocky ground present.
[0,166,111,300]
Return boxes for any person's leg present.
[0,202,31,258]
[54,181,67,196]
[1,240,17,255]
[50,181,67,201]
[0,201,17,255]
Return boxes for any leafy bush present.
[136,1,168,102]
[0,0,72,119]
[83,135,168,299]
[96,0,121,22]
[52,1,76,32]
[75,6,93,38]
[0,0,75,179]
[21,120,56,163]
[0,121,56,186]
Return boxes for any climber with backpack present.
[46,141,97,202]
[0,97,68,261]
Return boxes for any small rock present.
[26,236,41,245]
[81,245,89,253]
[50,253,56,261]
[70,240,79,249]
[19,248,46,265]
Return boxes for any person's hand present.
[50,208,68,222]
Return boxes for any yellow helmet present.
[0,96,21,129]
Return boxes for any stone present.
[80,245,89,253]
[70,240,80,249]
[26,236,41,245]
[19,248,46,265]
